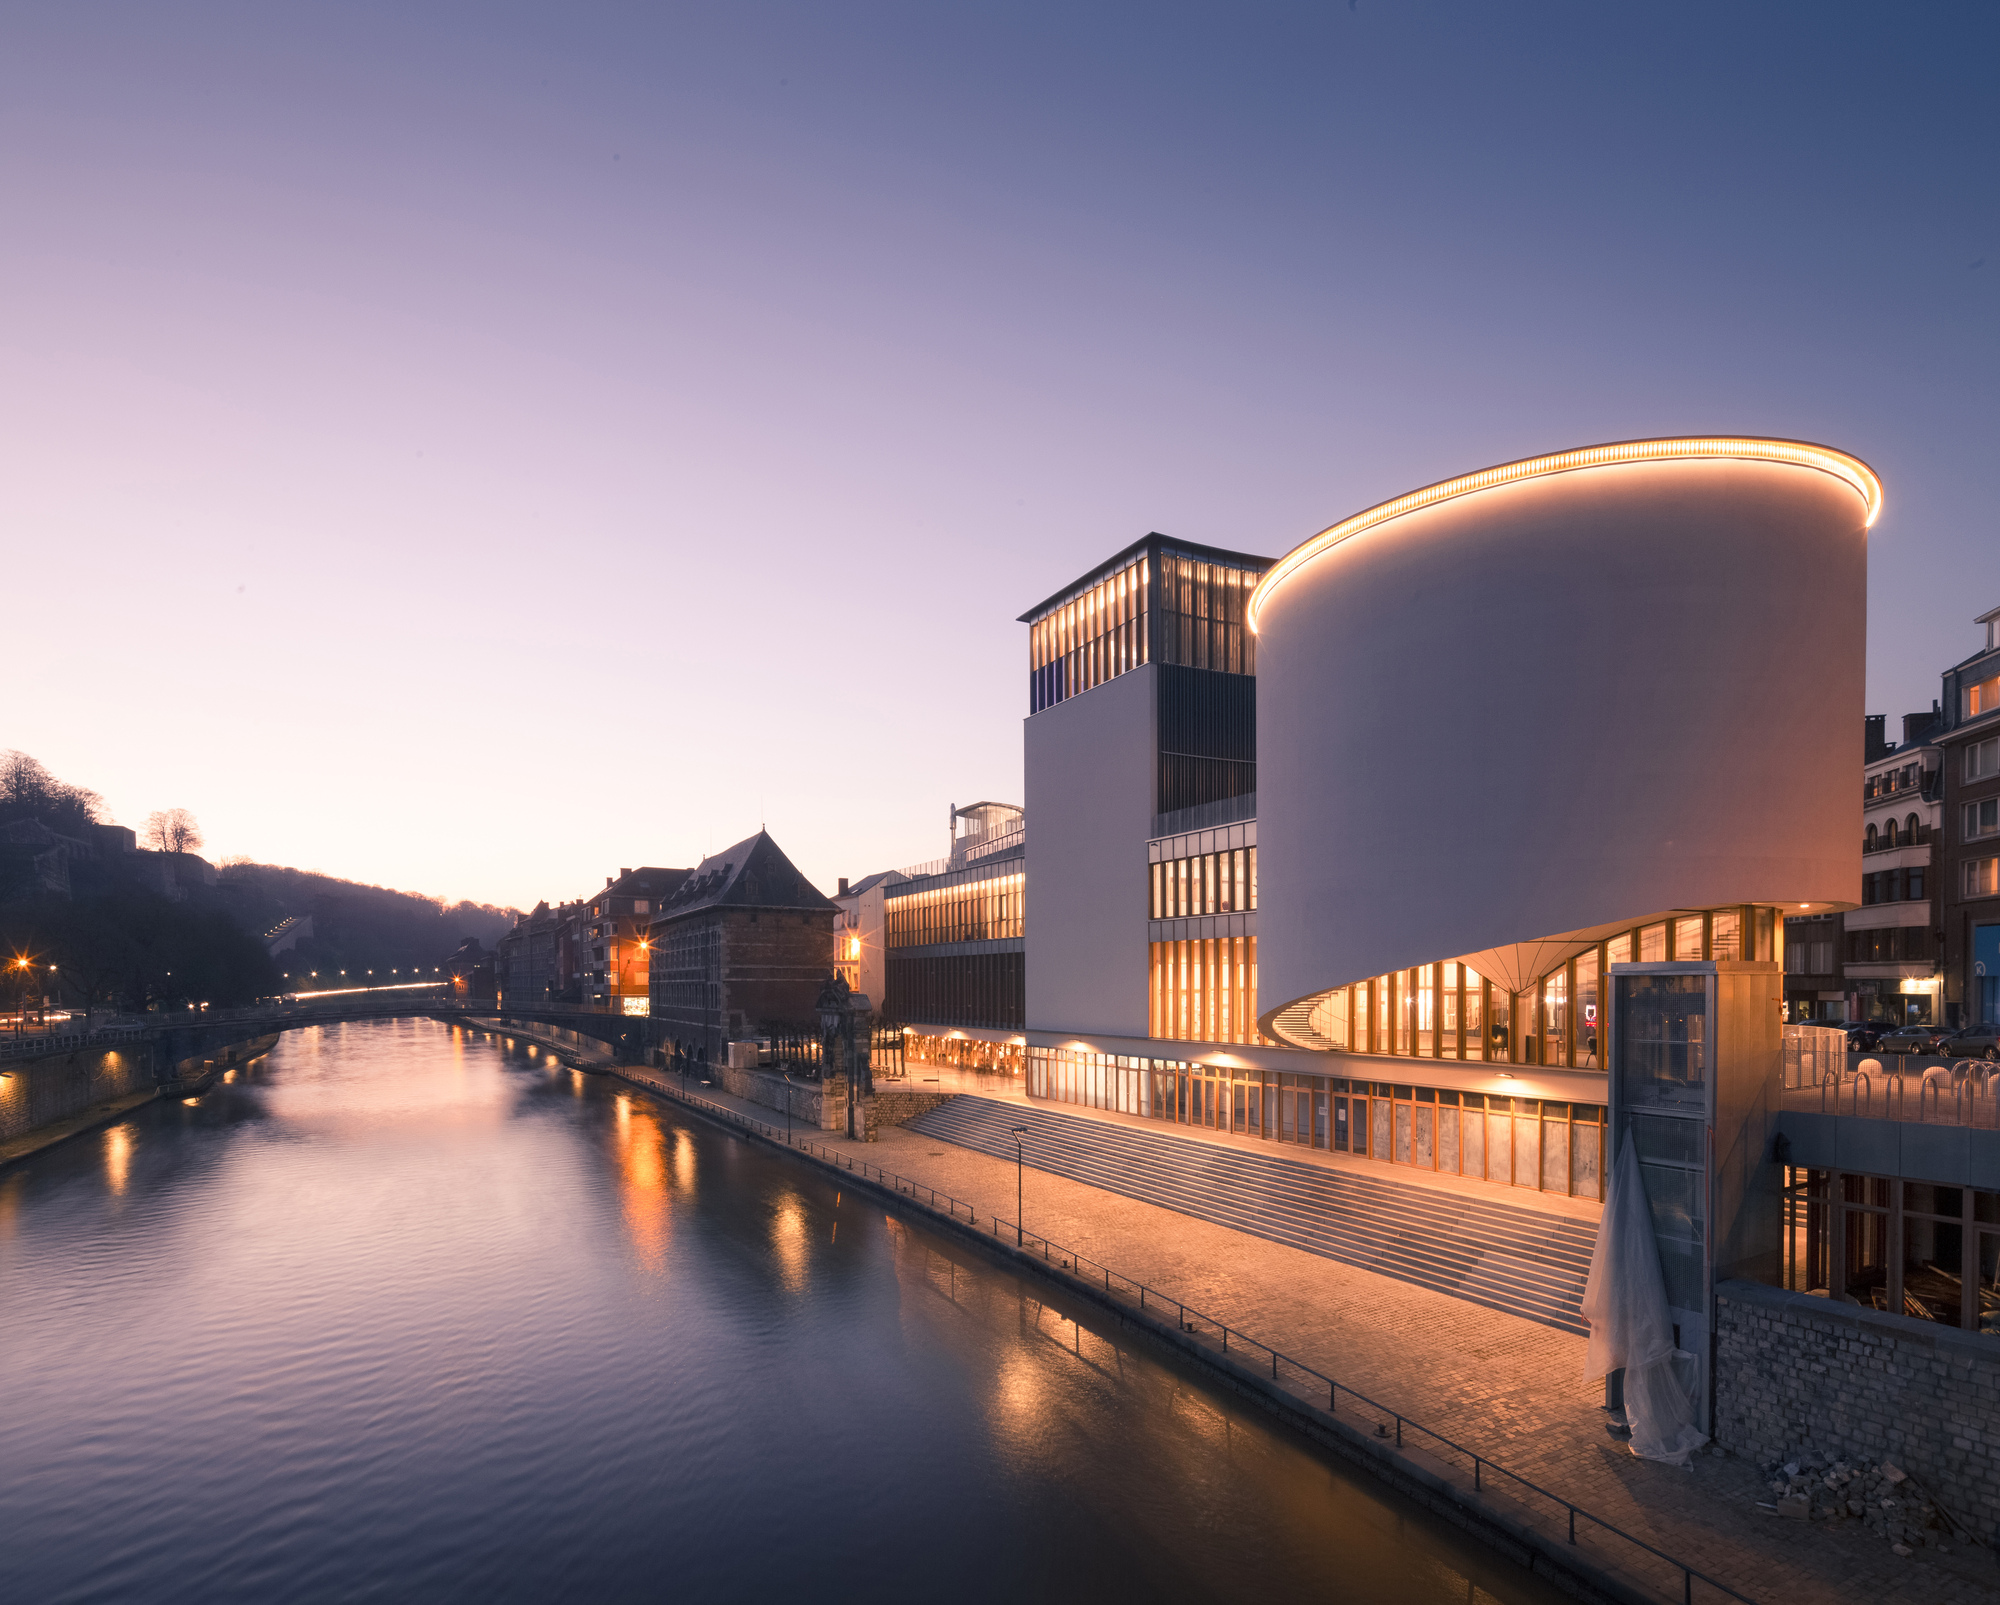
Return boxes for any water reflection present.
[103,1123,130,1195]
[0,1021,1557,1605]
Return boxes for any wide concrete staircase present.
[905,1096,1597,1334]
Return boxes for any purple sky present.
[4,3,1993,911]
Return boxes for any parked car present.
[1938,1022,2000,1062]
[1838,1021,1883,1051]
[1875,1024,1950,1056]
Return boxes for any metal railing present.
[633,1071,1752,1605]
[1813,1059,2000,1128]
[0,995,483,1060]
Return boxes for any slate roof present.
[649,831,836,923]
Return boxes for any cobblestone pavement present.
[644,1073,1999,1605]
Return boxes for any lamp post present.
[781,1070,797,1144]
[1011,1124,1029,1245]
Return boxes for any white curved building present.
[1253,440,1877,1067]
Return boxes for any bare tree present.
[0,750,104,833]
[143,808,203,857]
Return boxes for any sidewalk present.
[630,1070,1997,1605]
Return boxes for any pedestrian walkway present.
[617,1067,1999,1605]
[908,1095,1598,1333]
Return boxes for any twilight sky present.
[3,3,1994,912]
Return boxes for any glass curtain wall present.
[1301,906,1776,1070]
[1156,555,1257,676]
[1149,846,1257,917]
[885,871,1025,946]
[1148,937,1260,1044]
[1026,1047,1605,1198]
[1027,555,1149,714]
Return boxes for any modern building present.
[1939,604,2000,1027]
[1845,711,1942,1025]
[883,801,1026,1071]
[579,868,691,1014]
[646,831,837,1059]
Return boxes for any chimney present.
[620,867,630,877]
[838,877,849,895]
[1864,714,1888,763]
[606,876,613,888]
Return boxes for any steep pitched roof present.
[650,831,836,922]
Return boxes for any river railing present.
[628,1068,1752,1605]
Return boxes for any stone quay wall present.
[0,1043,156,1143]
[1713,1278,2000,1540]
[715,1065,954,1137]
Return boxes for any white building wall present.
[1024,663,1155,1038]
[1255,453,1871,1027]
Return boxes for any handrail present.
[634,1073,1753,1605]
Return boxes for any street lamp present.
[1011,1124,1029,1246]
[781,1070,797,1144]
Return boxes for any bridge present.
[0,989,666,1087]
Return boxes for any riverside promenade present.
[625,1067,1999,1605]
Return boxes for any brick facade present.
[1714,1279,2000,1538]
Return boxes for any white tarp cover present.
[1580,1130,1708,1466]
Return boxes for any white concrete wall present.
[1024,663,1156,1037]
[1256,453,1870,1029]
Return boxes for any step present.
[905,1096,1597,1334]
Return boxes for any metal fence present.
[1781,1023,1846,1089]
[634,1073,1754,1605]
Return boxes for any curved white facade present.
[1254,441,1874,1041]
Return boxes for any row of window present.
[1865,763,1929,801]
[1156,555,1259,679]
[1149,846,1257,919]
[1786,940,1837,974]
[1148,937,1262,1045]
[1864,815,1926,851]
[1027,554,1150,714]
[1847,926,1932,964]
[1781,1169,1999,1332]
[883,871,1024,947]
[1307,907,1776,1068]
[1861,866,1925,905]
[1026,1048,1606,1198]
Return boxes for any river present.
[0,1019,1556,1603]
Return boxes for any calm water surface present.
[0,1020,1556,1603]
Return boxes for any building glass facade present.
[1022,536,1271,715]
[1298,905,1777,1069]
[1149,846,1256,918]
[1148,936,1261,1044]
[884,868,1024,945]
[1027,1045,1604,1199]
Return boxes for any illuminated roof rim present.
[1247,437,1882,635]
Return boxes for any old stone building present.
[646,831,837,1060]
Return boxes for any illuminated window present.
[1965,673,2000,721]
[1967,858,2000,899]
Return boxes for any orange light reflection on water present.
[104,1124,131,1195]
[613,1100,670,1272]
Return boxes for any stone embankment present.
[0,1030,279,1168]
[713,1061,953,1137]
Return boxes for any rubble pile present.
[1757,1457,1965,1557]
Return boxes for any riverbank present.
[618,1066,1999,1605]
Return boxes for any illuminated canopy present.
[1247,437,1882,635]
